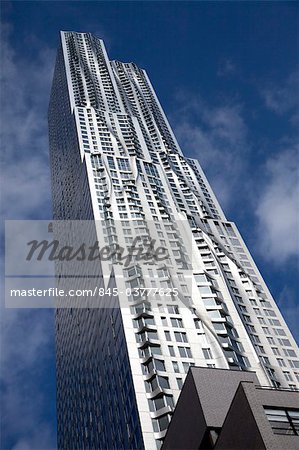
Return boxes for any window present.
[277,358,286,367]
[283,349,297,358]
[264,407,299,435]
[272,347,280,356]
[107,156,116,169]
[174,332,188,343]
[278,338,291,346]
[208,310,221,320]
[176,378,183,389]
[165,331,171,341]
[146,375,170,392]
[194,274,209,283]
[274,328,286,337]
[258,317,266,325]
[143,359,165,374]
[131,302,151,315]
[117,158,130,171]
[203,348,213,359]
[136,331,158,343]
[288,360,299,369]
[154,359,166,372]
[171,318,183,328]
[203,298,217,308]
[251,334,261,344]
[148,395,174,412]
[213,323,226,332]
[198,286,213,295]
[178,347,192,358]
[269,319,281,327]
[152,415,171,432]
[168,346,175,357]
[161,317,168,326]
[158,268,168,278]
[283,371,293,382]
[151,347,162,356]
[167,305,179,314]
[133,316,155,329]
[262,327,271,335]
[260,356,270,365]
[183,362,194,373]
[157,376,169,389]
[172,361,180,373]
[142,359,165,375]
[194,319,202,330]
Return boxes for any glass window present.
[149,396,174,413]
[194,319,202,330]
[283,349,297,358]
[165,331,171,341]
[283,371,293,381]
[174,332,188,343]
[194,274,209,283]
[152,415,171,432]
[203,348,213,359]
[277,358,286,367]
[213,323,226,332]
[167,305,179,314]
[178,347,192,358]
[264,407,299,435]
[183,362,192,373]
[157,376,170,389]
[172,361,180,373]
[199,286,213,295]
[117,158,130,171]
[154,359,166,372]
[203,298,217,308]
[171,318,183,328]
[208,310,221,319]
[151,347,162,356]
[176,378,183,389]
[168,346,175,357]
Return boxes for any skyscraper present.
[48,31,299,450]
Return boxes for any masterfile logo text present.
[5,220,192,309]
[26,235,169,266]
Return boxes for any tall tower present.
[48,31,299,450]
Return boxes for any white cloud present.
[11,425,55,450]
[172,90,299,268]
[1,24,57,449]
[255,146,299,263]
[261,70,299,123]
[0,23,55,219]
[172,92,249,211]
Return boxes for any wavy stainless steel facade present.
[49,31,299,450]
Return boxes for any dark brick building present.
[162,367,299,450]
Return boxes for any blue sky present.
[1,1,298,449]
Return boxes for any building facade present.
[162,367,299,450]
[48,31,299,450]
